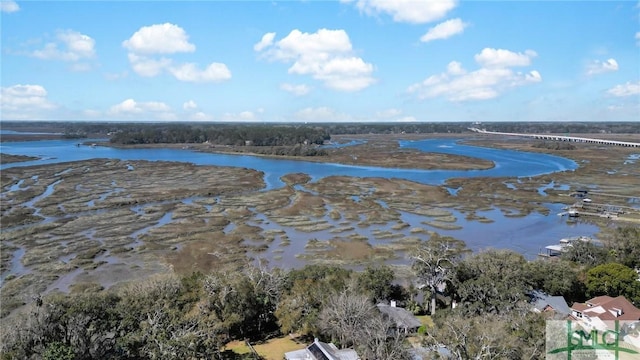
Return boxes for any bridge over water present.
[469,128,640,148]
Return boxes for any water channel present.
[1,135,600,288]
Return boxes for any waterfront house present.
[570,295,640,331]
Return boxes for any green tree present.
[410,235,468,315]
[586,263,640,303]
[561,241,609,267]
[275,265,352,335]
[357,265,395,303]
[453,249,530,315]
[42,342,75,360]
[525,259,586,303]
[608,227,640,269]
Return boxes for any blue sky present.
[1,0,638,122]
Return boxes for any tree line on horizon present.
[2,121,638,141]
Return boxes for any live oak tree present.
[525,259,586,303]
[608,226,640,269]
[275,265,352,336]
[586,262,640,304]
[357,264,396,303]
[453,249,530,315]
[410,235,469,315]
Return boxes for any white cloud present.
[636,32,640,46]
[293,107,353,122]
[123,23,231,83]
[254,32,276,52]
[183,100,198,111]
[222,111,256,121]
[108,99,175,120]
[127,54,172,77]
[169,62,231,83]
[607,81,640,97]
[32,30,96,62]
[343,0,457,24]
[474,48,537,68]
[446,61,466,75]
[280,83,311,96]
[122,23,195,54]
[256,28,375,91]
[1,0,19,13]
[408,48,542,102]
[0,84,57,120]
[586,58,619,76]
[420,18,468,42]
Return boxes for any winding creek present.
[1,136,601,292]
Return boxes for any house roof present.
[571,295,640,321]
[530,290,571,317]
[284,338,359,360]
[377,303,422,329]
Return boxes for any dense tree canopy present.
[586,263,640,303]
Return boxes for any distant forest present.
[2,121,639,144]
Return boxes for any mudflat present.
[1,134,638,319]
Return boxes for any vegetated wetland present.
[1,122,639,319]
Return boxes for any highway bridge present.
[469,128,640,148]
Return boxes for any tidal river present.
[1,137,599,265]
[1,138,577,190]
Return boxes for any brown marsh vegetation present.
[1,134,639,318]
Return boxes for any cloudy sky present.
[1,0,638,122]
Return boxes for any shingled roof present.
[571,295,640,321]
[376,303,422,330]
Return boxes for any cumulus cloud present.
[607,81,640,97]
[183,100,198,111]
[586,58,619,76]
[280,83,311,96]
[108,98,176,120]
[255,28,375,91]
[169,62,231,83]
[127,54,172,77]
[293,107,353,122]
[420,18,468,42]
[1,0,19,13]
[31,30,96,63]
[122,23,195,54]
[408,48,542,102]
[123,23,231,83]
[254,32,276,52]
[342,0,457,24]
[474,48,537,68]
[0,84,57,120]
